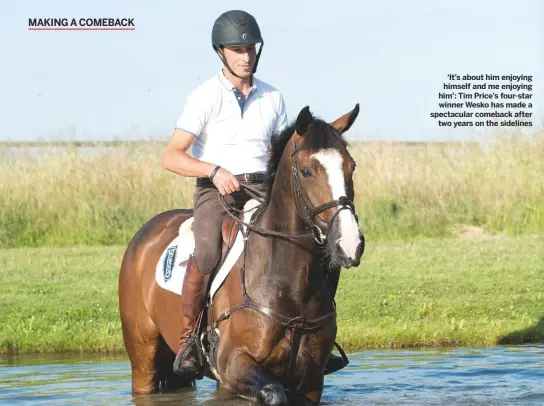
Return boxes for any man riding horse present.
[162,9,347,380]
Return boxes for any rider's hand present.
[210,167,240,195]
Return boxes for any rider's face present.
[220,45,257,78]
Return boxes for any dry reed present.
[0,130,542,247]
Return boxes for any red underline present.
[28,27,135,31]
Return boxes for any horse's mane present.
[264,117,349,203]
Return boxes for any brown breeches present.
[191,182,266,275]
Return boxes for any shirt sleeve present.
[273,94,289,135]
[175,91,207,137]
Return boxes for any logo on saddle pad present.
[163,246,177,282]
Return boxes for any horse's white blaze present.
[312,149,361,259]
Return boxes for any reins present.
[218,136,357,244]
[219,188,316,241]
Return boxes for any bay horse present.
[118,104,364,405]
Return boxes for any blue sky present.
[1,0,542,142]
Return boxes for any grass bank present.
[1,235,542,354]
[1,132,543,248]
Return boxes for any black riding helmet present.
[211,10,264,78]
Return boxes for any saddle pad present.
[154,218,195,295]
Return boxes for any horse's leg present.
[121,312,160,394]
[122,294,194,394]
[119,245,160,394]
[221,349,288,406]
[154,335,194,391]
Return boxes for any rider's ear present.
[330,103,359,133]
[296,106,313,136]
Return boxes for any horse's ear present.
[331,103,359,133]
[296,106,313,136]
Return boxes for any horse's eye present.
[300,168,313,178]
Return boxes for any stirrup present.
[177,334,202,359]
[173,334,204,379]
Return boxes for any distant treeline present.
[0,139,481,148]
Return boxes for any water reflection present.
[1,346,543,405]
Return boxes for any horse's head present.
[288,104,364,268]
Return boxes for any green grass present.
[1,235,542,354]
[1,133,543,248]
[0,246,122,353]
[336,234,544,351]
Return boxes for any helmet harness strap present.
[214,42,264,79]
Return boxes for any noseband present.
[290,136,358,244]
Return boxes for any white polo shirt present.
[175,69,289,175]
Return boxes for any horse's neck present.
[243,178,333,317]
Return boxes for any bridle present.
[220,135,358,245]
[290,136,358,244]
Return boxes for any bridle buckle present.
[312,224,326,245]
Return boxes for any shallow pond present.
[1,346,543,405]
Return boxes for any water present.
[1,346,543,405]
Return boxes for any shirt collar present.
[217,68,258,92]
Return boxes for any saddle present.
[176,216,240,275]
[218,216,242,272]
